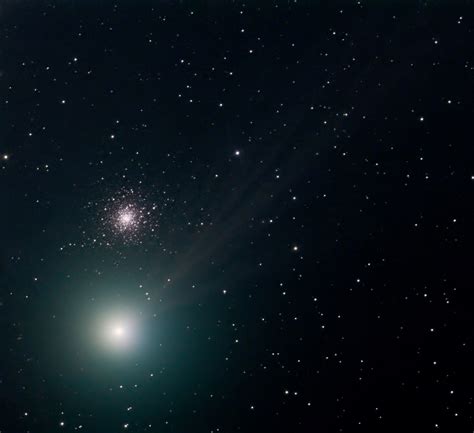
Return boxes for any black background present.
[0,1,473,432]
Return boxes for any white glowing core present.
[113,326,125,337]
[104,321,131,348]
[96,313,139,353]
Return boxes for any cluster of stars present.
[83,188,163,247]
[103,198,148,244]
[115,205,140,232]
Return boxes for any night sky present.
[1,1,473,432]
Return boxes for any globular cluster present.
[102,195,148,242]
[88,188,161,247]
[115,206,139,232]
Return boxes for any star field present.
[0,1,473,433]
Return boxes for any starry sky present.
[1,1,473,432]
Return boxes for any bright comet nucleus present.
[95,312,141,353]
[113,326,125,337]
[105,321,131,348]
